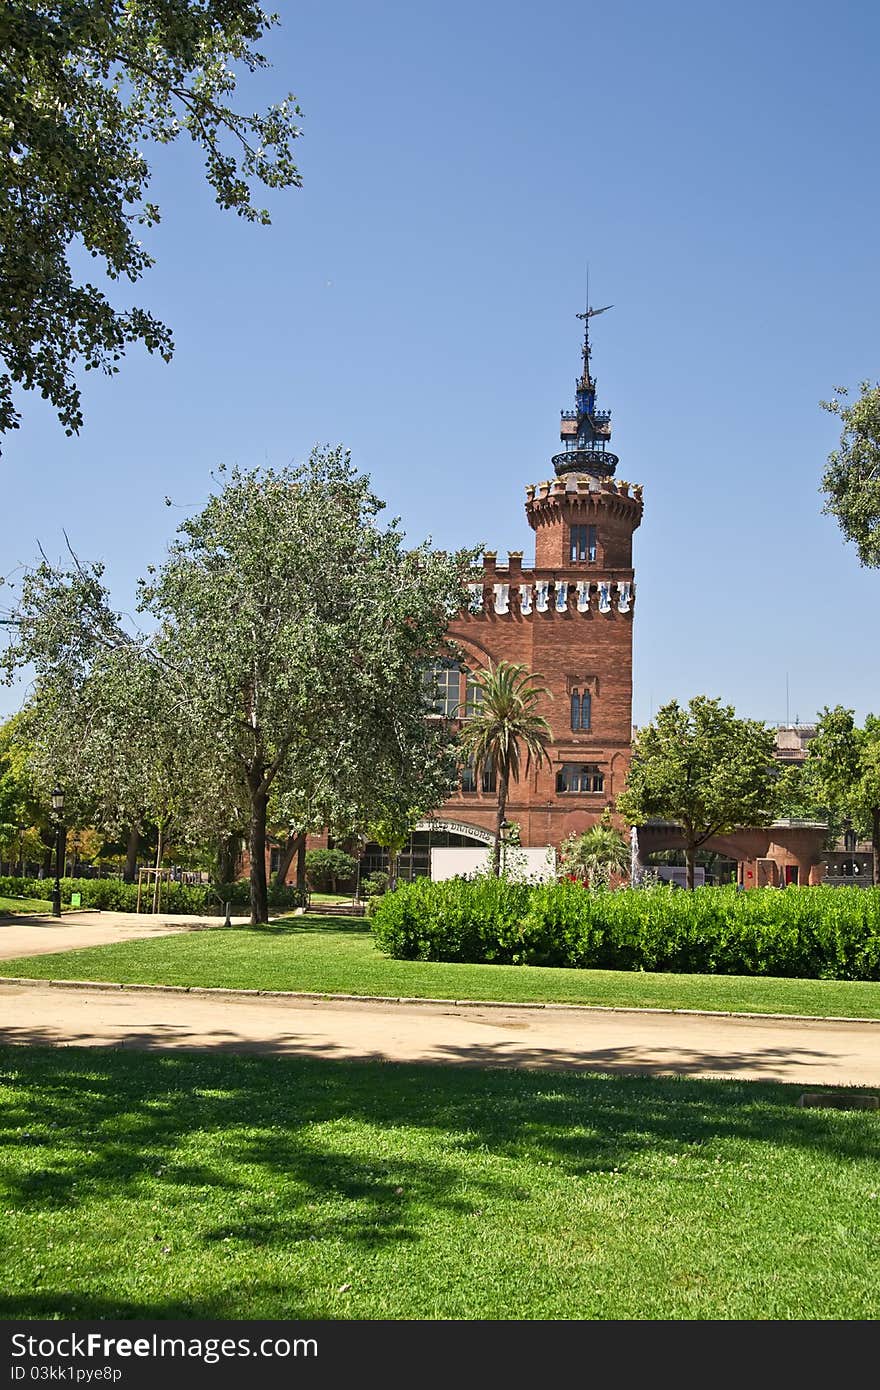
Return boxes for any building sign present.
[415,819,496,847]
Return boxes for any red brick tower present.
[434,306,644,855]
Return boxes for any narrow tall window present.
[481,758,496,794]
[460,758,476,793]
[569,525,598,563]
[570,690,592,731]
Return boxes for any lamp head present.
[51,786,65,814]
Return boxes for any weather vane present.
[576,304,614,322]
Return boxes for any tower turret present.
[528,305,641,569]
[554,304,618,479]
[439,301,643,860]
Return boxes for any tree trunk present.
[388,846,399,891]
[217,833,239,885]
[873,807,880,888]
[123,825,140,883]
[493,775,508,877]
[295,834,307,895]
[248,783,270,925]
[685,842,696,891]
[151,824,164,913]
[273,831,302,889]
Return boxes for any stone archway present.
[414,818,495,846]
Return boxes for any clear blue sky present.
[3,0,878,728]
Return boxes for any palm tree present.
[559,813,630,888]
[457,661,553,875]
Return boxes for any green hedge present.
[370,880,880,980]
[0,875,305,914]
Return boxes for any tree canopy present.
[0,710,54,867]
[617,696,778,889]
[0,0,301,447]
[3,448,478,921]
[808,705,880,884]
[820,381,880,568]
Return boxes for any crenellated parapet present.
[464,555,635,620]
[525,476,644,529]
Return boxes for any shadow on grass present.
[0,1288,317,1320]
[259,915,371,936]
[1,1044,878,1317]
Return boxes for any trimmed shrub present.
[361,871,389,899]
[370,880,880,981]
[370,876,533,963]
[0,874,305,915]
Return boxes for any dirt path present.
[2,979,879,1087]
[0,910,250,960]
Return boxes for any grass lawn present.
[2,915,880,1019]
[1,1045,878,1320]
[0,895,55,916]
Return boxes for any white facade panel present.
[430,846,557,883]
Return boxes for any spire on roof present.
[552,297,619,479]
[574,303,613,393]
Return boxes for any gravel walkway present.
[2,978,879,1087]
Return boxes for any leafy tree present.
[15,634,212,886]
[617,696,778,890]
[771,759,828,824]
[0,0,302,447]
[456,661,553,876]
[808,706,880,885]
[820,382,880,567]
[559,811,630,888]
[138,450,473,922]
[366,811,419,892]
[863,722,880,886]
[4,448,477,923]
[304,848,356,894]
[0,710,57,872]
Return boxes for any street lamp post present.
[50,786,65,919]
[499,819,510,879]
